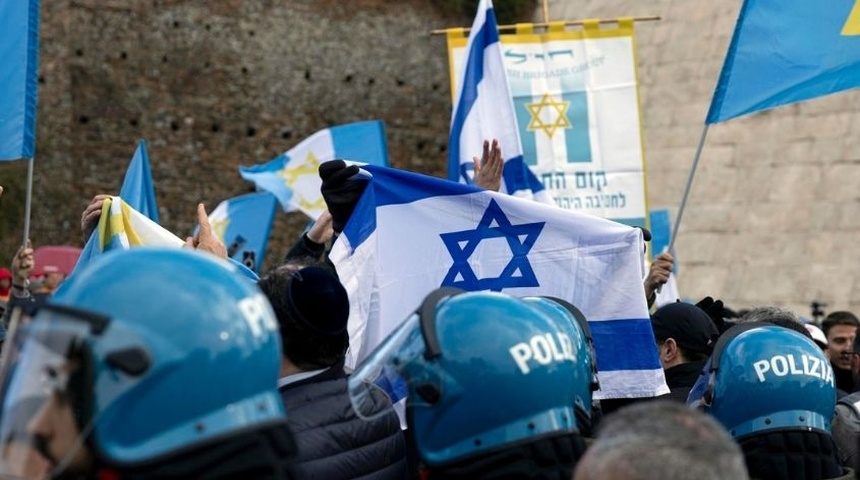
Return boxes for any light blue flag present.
[331,164,668,400]
[649,209,672,260]
[239,120,389,219]
[120,140,159,223]
[208,192,278,273]
[0,0,40,161]
[707,0,860,123]
[448,0,551,203]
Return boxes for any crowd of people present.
[0,157,857,480]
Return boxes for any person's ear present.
[660,338,679,363]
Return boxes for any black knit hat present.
[285,266,349,335]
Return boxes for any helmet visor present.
[348,313,424,421]
[0,305,105,479]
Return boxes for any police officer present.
[348,288,595,479]
[0,248,296,479]
[690,322,853,480]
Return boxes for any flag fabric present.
[447,0,552,203]
[72,197,184,273]
[72,197,259,281]
[331,164,668,400]
[0,0,40,161]
[208,192,278,273]
[239,120,389,219]
[119,140,159,223]
[707,0,860,123]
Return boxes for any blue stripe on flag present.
[590,319,663,371]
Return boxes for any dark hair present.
[822,311,860,336]
[258,262,349,370]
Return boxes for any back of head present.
[575,401,748,480]
[691,322,841,480]
[349,289,588,477]
[258,263,350,370]
[739,306,812,340]
[650,302,719,361]
[0,248,293,478]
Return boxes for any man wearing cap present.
[257,262,408,480]
[651,302,719,402]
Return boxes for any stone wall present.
[3,0,858,318]
[551,0,860,316]
[0,0,466,271]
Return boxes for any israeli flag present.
[331,165,668,400]
[448,0,552,204]
[208,192,278,273]
[239,120,389,220]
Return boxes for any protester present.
[258,262,408,479]
[574,400,748,480]
[650,302,719,402]
[0,248,296,479]
[831,330,860,472]
[0,268,11,313]
[349,289,592,479]
[822,311,859,395]
[689,322,852,480]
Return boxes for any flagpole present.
[668,124,710,252]
[22,157,33,244]
[541,0,550,24]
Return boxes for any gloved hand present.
[320,160,368,233]
[696,296,730,333]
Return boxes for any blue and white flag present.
[448,0,552,203]
[331,165,668,400]
[239,120,389,219]
[0,0,40,161]
[119,140,159,223]
[208,192,278,273]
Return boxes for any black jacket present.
[279,363,408,480]
[660,360,707,403]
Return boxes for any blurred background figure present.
[821,312,859,395]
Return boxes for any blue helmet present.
[521,296,598,433]
[349,288,583,466]
[0,248,288,475]
[692,322,836,439]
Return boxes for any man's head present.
[0,248,292,478]
[258,263,350,372]
[575,401,748,480]
[822,311,859,371]
[650,302,719,369]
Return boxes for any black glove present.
[320,160,368,233]
[696,296,727,332]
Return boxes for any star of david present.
[440,199,544,292]
[526,93,572,138]
[277,152,327,212]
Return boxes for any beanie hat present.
[285,266,349,335]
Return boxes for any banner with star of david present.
[330,164,669,400]
[447,19,649,230]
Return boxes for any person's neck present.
[279,359,303,378]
